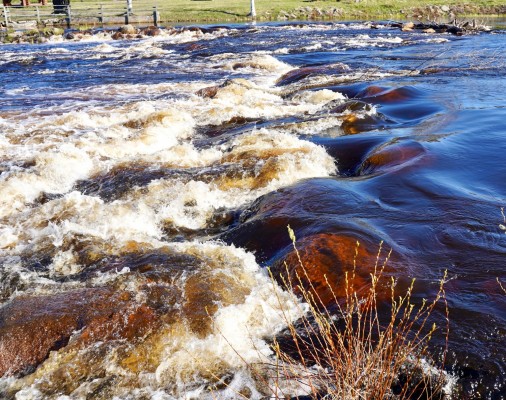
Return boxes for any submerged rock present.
[271,233,381,308]
[276,63,349,86]
[358,140,426,175]
[0,241,262,382]
[0,287,158,377]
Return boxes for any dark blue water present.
[1,22,505,399]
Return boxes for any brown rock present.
[357,86,420,104]
[356,85,388,98]
[358,140,425,175]
[111,31,123,40]
[77,303,158,346]
[272,233,382,308]
[275,63,349,86]
[0,287,158,377]
[119,24,136,35]
[196,85,219,99]
[183,271,250,337]
[142,26,161,36]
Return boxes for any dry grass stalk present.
[262,226,450,400]
[498,278,506,295]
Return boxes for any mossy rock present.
[25,29,40,37]
[6,31,21,39]
[42,27,64,36]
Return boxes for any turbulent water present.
[0,21,505,399]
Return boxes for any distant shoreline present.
[1,1,504,31]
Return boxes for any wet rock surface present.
[220,178,392,263]
[271,233,380,308]
[276,63,350,87]
[0,287,158,377]
[0,242,259,381]
[357,139,426,176]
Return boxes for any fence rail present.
[1,2,162,28]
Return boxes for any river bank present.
[1,1,505,35]
[0,17,498,45]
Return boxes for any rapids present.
[0,22,505,399]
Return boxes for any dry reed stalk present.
[498,278,506,295]
[261,226,450,400]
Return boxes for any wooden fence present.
[1,1,162,28]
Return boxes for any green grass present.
[66,0,505,23]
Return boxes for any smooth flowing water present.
[0,22,505,399]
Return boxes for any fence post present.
[3,6,9,28]
[66,4,71,29]
[153,5,159,27]
[98,4,103,25]
[36,5,40,23]
[124,7,129,25]
[250,0,256,19]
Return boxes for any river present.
[0,21,505,399]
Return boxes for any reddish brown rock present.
[273,233,386,308]
[0,287,159,377]
[356,85,389,98]
[275,63,349,86]
[358,86,413,103]
[142,26,161,36]
[77,303,158,346]
[111,31,124,40]
[359,140,425,175]
[196,85,219,99]
[182,26,202,34]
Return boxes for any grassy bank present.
[71,0,505,23]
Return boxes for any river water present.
[0,22,505,399]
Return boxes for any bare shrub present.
[258,226,451,400]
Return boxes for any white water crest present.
[0,21,463,399]
[0,25,348,399]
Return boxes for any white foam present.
[0,240,309,399]
[0,145,93,218]
[90,43,118,53]
[46,47,71,54]
[0,36,347,399]
[344,34,404,48]
[152,242,307,390]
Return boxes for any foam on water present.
[0,44,345,397]
[0,42,339,397]
[0,22,468,399]
[345,34,405,47]
[0,240,306,399]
